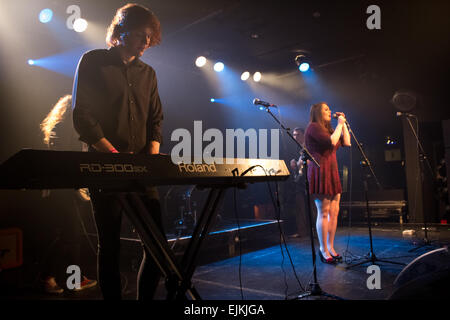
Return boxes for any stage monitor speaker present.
[388,247,450,299]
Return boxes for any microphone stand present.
[345,120,406,269]
[402,116,439,252]
[260,104,343,300]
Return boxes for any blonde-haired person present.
[304,102,351,264]
[39,95,96,294]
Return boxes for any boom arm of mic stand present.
[263,106,320,168]
[345,121,382,190]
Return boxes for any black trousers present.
[41,189,83,283]
[89,187,164,300]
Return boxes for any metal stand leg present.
[116,187,226,300]
[346,180,406,269]
[344,122,406,269]
[117,192,199,300]
[180,188,227,283]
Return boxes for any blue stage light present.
[210,98,215,103]
[295,54,312,73]
[213,62,224,72]
[25,47,94,77]
[299,62,310,72]
[39,9,53,24]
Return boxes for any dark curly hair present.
[106,3,161,48]
[309,102,333,134]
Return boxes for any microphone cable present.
[241,165,306,297]
[233,186,245,300]
[266,179,306,297]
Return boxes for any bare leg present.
[327,193,341,256]
[314,196,332,259]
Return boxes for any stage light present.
[73,18,88,32]
[385,136,397,145]
[24,48,90,77]
[253,72,262,82]
[299,62,310,72]
[213,62,224,72]
[195,56,207,67]
[295,54,311,72]
[241,71,250,81]
[39,9,53,24]
[210,98,215,103]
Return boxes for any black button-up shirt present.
[72,47,163,154]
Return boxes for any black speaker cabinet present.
[388,247,450,299]
[443,119,450,205]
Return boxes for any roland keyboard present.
[0,149,290,190]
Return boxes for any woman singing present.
[304,102,351,264]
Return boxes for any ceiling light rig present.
[240,71,262,82]
[193,54,263,81]
[253,72,262,82]
[213,62,224,72]
[195,56,207,67]
[295,54,312,72]
[39,8,53,23]
[73,18,88,32]
[240,71,250,81]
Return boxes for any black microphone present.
[332,113,345,119]
[396,111,415,117]
[333,113,348,123]
[253,98,274,107]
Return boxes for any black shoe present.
[318,250,336,264]
[331,253,343,263]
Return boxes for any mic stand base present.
[402,117,441,253]
[296,283,344,300]
[346,251,406,270]
[345,179,407,270]
[345,123,406,270]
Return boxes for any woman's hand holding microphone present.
[333,112,347,125]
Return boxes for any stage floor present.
[2,225,449,300]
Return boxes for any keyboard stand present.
[117,186,227,300]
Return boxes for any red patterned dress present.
[304,122,342,195]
